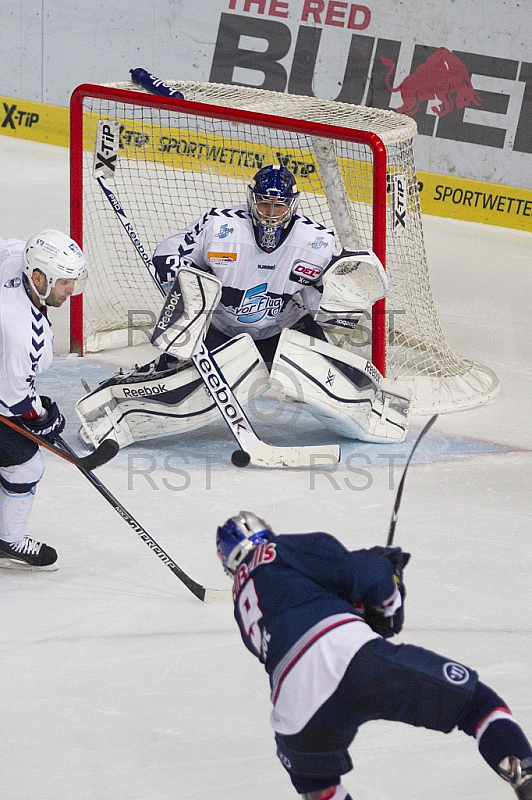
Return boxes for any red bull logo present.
[381,47,482,117]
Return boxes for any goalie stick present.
[56,436,232,604]
[0,414,118,470]
[386,414,438,546]
[93,125,340,469]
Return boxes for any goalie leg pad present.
[76,334,269,448]
[270,329,411,443]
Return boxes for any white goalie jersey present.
[152,206,336,341]
[0,239,54,418]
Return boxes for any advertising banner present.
[0,0,530,229]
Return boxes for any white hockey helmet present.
[23,229,87,299]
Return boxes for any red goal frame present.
[69,83,388,372]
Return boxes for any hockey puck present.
[231,449,251,468]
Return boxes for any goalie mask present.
[247,165,300,253]
[23,229,87,300]
[216,511,272,577]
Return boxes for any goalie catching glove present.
[318,249,387,329]
[363,546,411,639]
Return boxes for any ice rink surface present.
[1,135,531,800]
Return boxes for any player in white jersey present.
[152,164,335,363]
[0,230,87,569]
[76,166,411,450]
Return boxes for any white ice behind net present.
[75,80,499,413]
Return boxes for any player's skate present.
[499,756,532,800]
[0,536,58,570]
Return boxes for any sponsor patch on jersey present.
[3,277,21,288]
[289,260,324,286]
[443,662,470,685]
[207,251,237,267]
[215,224,234,239]
[308,236,329,249]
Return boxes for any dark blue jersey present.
[231,532,398,681]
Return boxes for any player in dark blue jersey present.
[216,511,532,800]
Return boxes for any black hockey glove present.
[366,545,410,583]
[21,396,65,443]
[364,546,411,639]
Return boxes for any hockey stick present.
[387,414,438,546]
[0,414,118,470]
[56,436,232,604]
[92,138,340,468]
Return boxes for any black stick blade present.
[78,439,119,470]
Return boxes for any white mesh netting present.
[72,80,499,413]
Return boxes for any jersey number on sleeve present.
[237,579,263,656]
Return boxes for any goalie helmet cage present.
[69,80,499,414]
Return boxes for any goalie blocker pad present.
[270,329,411,443]
[151,266,222,360]
[76,334,269,449]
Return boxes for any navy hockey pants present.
[275,636,478,794]
[0,419,39,467]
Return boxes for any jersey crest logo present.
[215,224,234,239]
[234,284,284,323]
[3,277,21,288]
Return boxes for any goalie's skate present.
[0,536,58,571]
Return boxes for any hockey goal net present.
[70,79,499,413]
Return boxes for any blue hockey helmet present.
[216,511,272,577]
[247,165,300,253]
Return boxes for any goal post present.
[69,79,499,414]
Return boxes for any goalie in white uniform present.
[0,231,87,569]
[76,165,410,450]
